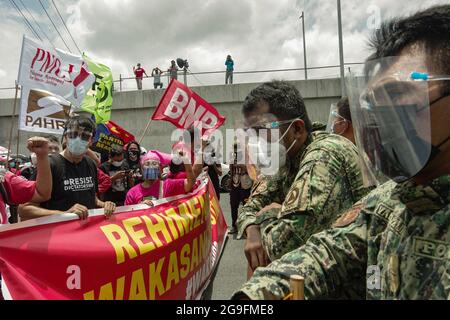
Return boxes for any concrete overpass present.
[0,78,342,154]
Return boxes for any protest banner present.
[17,36,95,134]
[92,120,135,158]
[0,179,227,300]
[144,79,226,141]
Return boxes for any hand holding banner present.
[0,180,227,300]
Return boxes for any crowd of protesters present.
[0,117,214,225]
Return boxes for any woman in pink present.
[124,150,197,206]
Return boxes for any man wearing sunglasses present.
[233,5,450,300]
[237,80,369,278]
[19,115,116,221]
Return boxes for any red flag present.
[152,79,226,135]
[105,120,135,144]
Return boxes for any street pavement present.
[207,192,248,300]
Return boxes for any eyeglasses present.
[66,131,93,141]
[244,118,300,133]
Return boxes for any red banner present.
[152,79,226,136]
[0,181,227,300]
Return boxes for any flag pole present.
[139,118,153,144]
[6,82,19,169]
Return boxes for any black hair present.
[170,160,185,174]
[242,80,312,132]
[109,144,124,157]
[125,140,141,163]
[43,134,60,144]
[63,115,96,136]
[337,97,351,122]
[365,5,450,94]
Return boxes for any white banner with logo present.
[17,36,95,134]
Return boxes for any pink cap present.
[140,150,172,166]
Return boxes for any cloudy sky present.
[0,0,448,96]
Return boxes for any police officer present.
[237,80,370,277]
[232,5,450,300]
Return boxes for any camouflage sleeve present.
[261,147,365,260]
[237,175,283,239]
[231,205,368,300]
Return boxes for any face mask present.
[67,137,89,156]
[143,167,160,180]
[112,160,124,167]
[249,120,297,175]
[331,120,347,135]
[128,151,139,161]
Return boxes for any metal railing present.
[115,63,364,91]
[0,63,365,97]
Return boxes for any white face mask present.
[112,160,124,167]
[331,120,348,135]
[67,137,89,156]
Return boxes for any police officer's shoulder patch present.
[281,180,305,214]
[332,203,363,228]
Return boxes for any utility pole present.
[337,0,346,96]
[299,11,308,80]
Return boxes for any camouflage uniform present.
[232,174,450,300]
[237,131,370,261]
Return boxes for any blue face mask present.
[67,137,89,156]
[143,167,160,180]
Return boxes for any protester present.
[0,137,52,224]
[328,97,355,144]
[18,115,116,221]
[225,55,234,84]
[232,4,450,300]
[236,80,370,278]
[152,67,164,89]
[168,60,178,81]
[99,144,133,206]
[167,141,189,179]
[54,138,112,199]
[133,63,148,90]
[124,140,143,184]
[229,142,252,234]
[124,149,198,206]
[188,127,222,200]
[22,135,59,180]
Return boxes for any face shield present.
[326,103,348,135]
[347,57,436,183]
[142,159,161,181]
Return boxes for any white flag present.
[17,36,95,134]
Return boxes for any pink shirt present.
[125,179,186,205]
[167,172,187,179]
[0,172,36,224]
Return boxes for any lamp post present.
[337,0,346,96]
[299,11,308,80]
